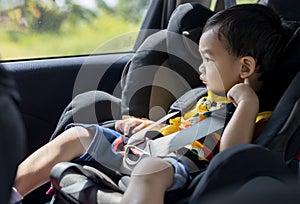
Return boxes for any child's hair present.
[203,4,288,80]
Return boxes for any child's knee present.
[132,157,173,175]
[61,126,93,154]
[131,157,174,188]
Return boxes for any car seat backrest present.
[255,27,300,166]
[252,1,300,173]
[255,71,300,158]
[255,18,298,110]
[121,30,170,120]
[121,3,213,121]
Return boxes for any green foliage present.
[0,12,140,60]
[32,4,67,33]
[25,0,98,33]
[116,0,149,23]
[63,0,98,26]
[0,0,149,60]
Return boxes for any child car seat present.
[47,2,215,203]
[50,2,214,139]
[49,1,300,204]
[121,3,213,120]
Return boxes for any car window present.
[0,0,151,61]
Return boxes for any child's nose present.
[199,64,205,73]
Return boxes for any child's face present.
[199,28,243,95]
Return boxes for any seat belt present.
[120,107,226,174]
[148,107,226,156]
[127,111,180,146]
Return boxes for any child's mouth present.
[200,75,207,84]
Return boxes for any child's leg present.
[13,126,93,197]
[121,157,174,204]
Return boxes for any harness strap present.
[120,107,226,174]
[148,107,226,156]
[127,111,180,146]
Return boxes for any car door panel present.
[3,53,132,156]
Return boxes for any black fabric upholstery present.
[188,144,296,204]
[255,71,300,160]
[192,177,300,204]
[0,64,26,204]
[267,0,300,21]
[255,27,300,147]
[257,27,300,112]
[259,0,300,30]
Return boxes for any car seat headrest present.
[267,0,300,21]
[259,27,300,111]
[166,3,214,88]
[167,3,213,43]
[277,26,300,86]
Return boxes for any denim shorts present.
[67,123,190,191]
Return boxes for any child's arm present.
[220,78,259,151]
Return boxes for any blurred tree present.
[95,0,149,23]
[95,0,113,13]
[1,0,149,33]
[116,0,149,23]
[24,0,98,33]
[0,0,28,29]
[63,0,97,26]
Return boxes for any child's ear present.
[239,56,256,79]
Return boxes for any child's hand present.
[115,117,154,136]
[227,78,259,112]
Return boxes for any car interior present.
[1,0,300,203]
